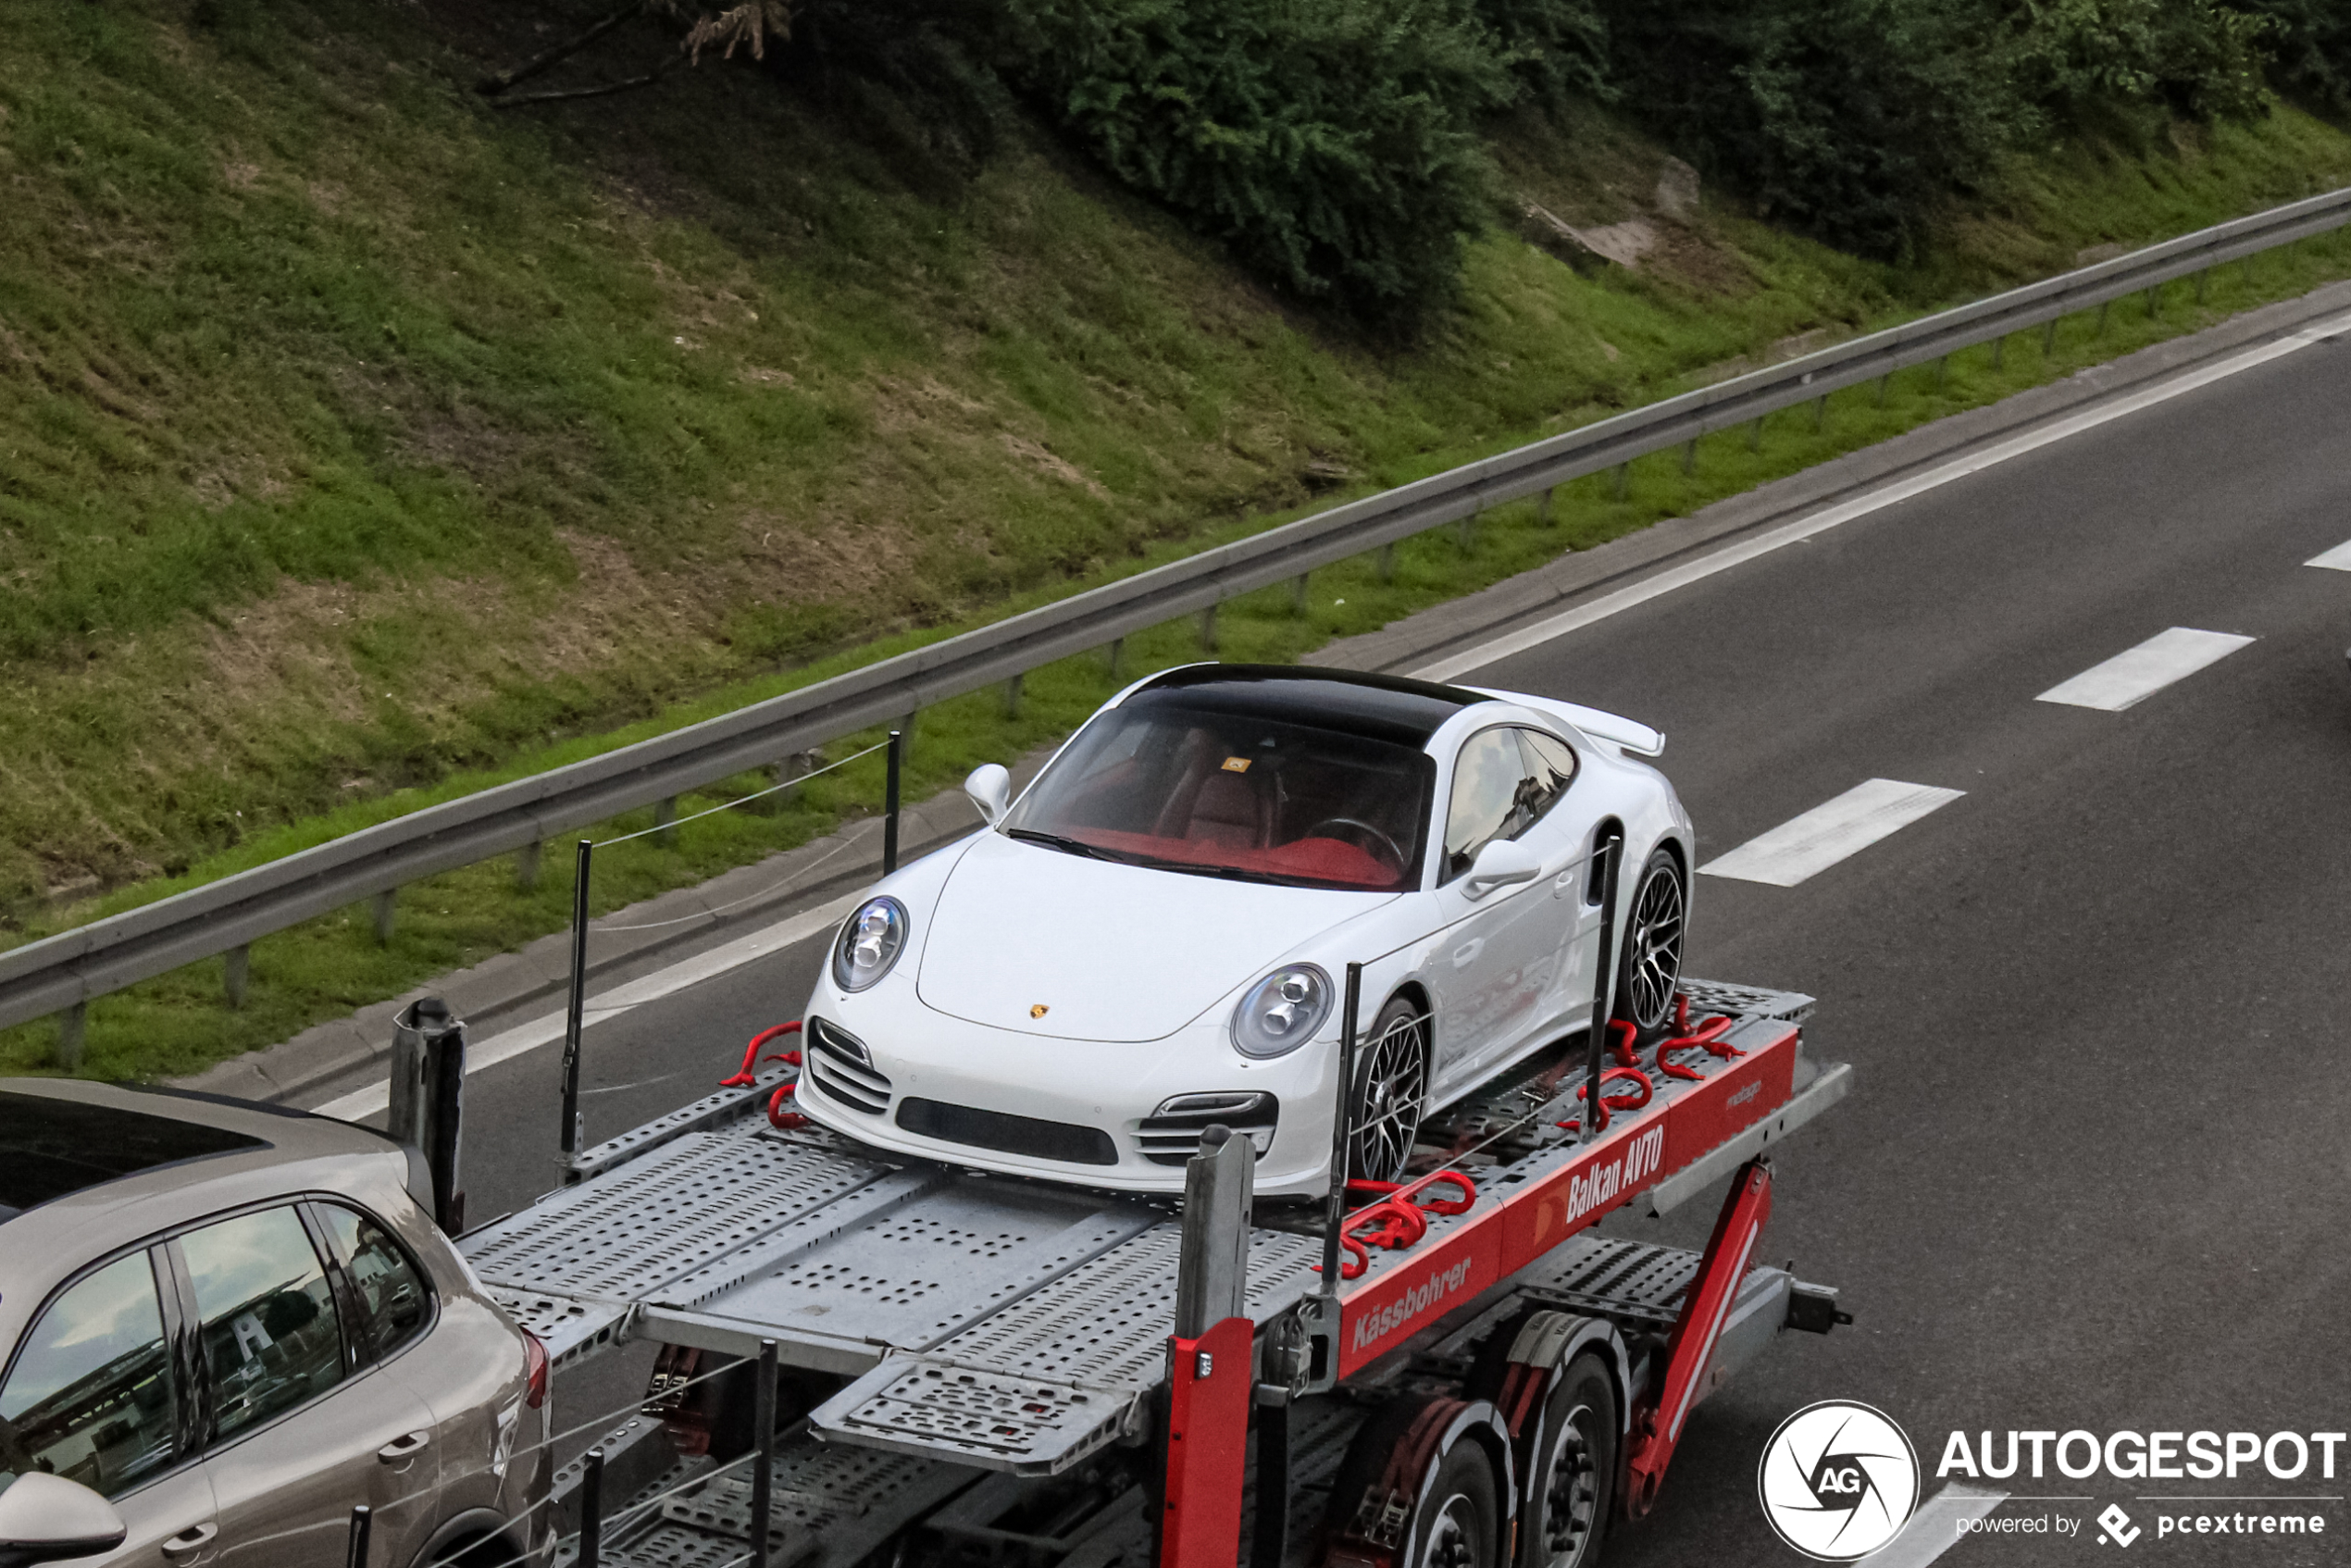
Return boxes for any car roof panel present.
[1130,664,1488,747]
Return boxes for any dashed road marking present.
[2035,627,2254,711]
[2307,538,2351,571]
[1412,310,2351,684]
[1698,778,1965,888]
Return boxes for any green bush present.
[996,0,1520,319]
[2234,0,2351,113]
[1598,0,2023,258]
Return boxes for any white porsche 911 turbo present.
[792,664,1693,1197]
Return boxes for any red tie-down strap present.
[716,1022,807,1128]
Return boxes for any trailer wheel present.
[1520,1357,1617,1568]
[1320,1394,1505,1568]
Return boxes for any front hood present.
[915,831,1393,1041]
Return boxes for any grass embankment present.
[6,0,2351,1078]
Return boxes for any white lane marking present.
[1412,312,2351,683]
[311,890,864,1121]
[2307,538,2351,570]
[2034,626,2254,711]
[1699,778,1964,888]
[1860,1485,2009,1568]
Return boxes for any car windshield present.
[1003,698,1434,891]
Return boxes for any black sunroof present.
[0,1091,267,1223]
[1134,665,1487,747]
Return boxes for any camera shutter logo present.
[1757,1400,1921,1560]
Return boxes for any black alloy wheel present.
[1349,995,1430,1184]
[1614,847,1686,1041]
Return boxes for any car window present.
[1443,728,1541,882]
[316,1204,430,1362]
[1003,700,1435,891]
[1515,728,1578,820]
[180,1207,344,1442]
[0,1251,179,1500]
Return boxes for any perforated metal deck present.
[463,979,1820,1474]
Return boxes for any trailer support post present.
[1161,1127,1255,1568]
[751,1338,777,1568]
[389,997,468,1233]
[1583,830,1623,1141]
[1623,1157,1775,1516]
[883,729,904,875]
[558,840,592,1183]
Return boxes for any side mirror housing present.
[964,764,1012,827]
[0,1475,129,1567]
[1462,838,1541,899]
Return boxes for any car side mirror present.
[0,1474,129,1567]
[1463,838,1541,899]
[964,764,1012,827]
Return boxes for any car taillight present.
[522,1329,549,1410]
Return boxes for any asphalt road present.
[434,321,2351,1562]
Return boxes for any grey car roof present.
[0,1079,422,1350]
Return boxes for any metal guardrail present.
[9,183,2351,1041]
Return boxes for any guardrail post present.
[1811,393,1827,431]
[2146,284,2159,318]
[1680,436,1698,475]
[1376,542,1396,582]
[578,1447,603,1568]
[1934,354,1949,392]
[1456,512,1476,553]
[1747,415,1763,452]
[2044,317,2059,355]
[371,889,396,945]
[1106,637,1125,682]
[2095,300,2110,337]
[1873,373,1890,407]
[883,729,903,875]
[654,796,678,848]
[751,1339,778,1568]
[56,1002,86,1073]
[1291,571,1310,611]
[1611,462,1628,502]
[2196,268,2210,305]
[516,840,542,891]
[1992,334,2006,371]
[1002,672,1024,720]
[1199,600,1218,653]
[224,944,250,1010]
[1536,485,1555,527]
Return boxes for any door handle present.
[161,1523,218,1559]
[379,1429,433,1462]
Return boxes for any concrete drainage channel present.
[180,274,2351,1120]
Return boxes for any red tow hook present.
[718,1022,809,1129]
[1556,1066,1654,1133]
[1312,1170,1480,1279]
[720,1021,802,1088]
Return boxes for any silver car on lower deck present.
[0,1080,551,1568]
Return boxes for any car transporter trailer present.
[416,944,1853,1568]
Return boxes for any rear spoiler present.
[1469,690,1665,758]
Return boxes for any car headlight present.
[832,897,908,992]
[1230,964,1333,1059]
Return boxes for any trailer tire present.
[1519,1356,1617,1568]
[1320,1394,1505,1568]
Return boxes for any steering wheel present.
[1304,816,1407,873]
